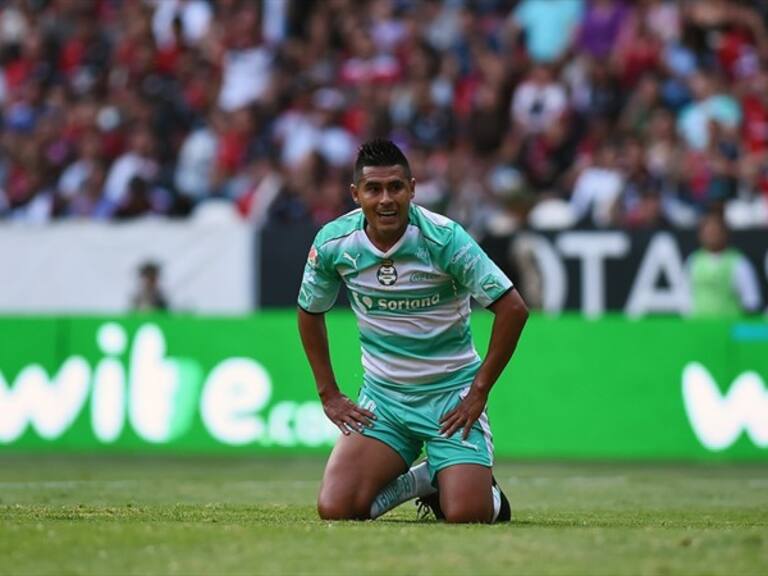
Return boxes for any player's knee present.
[317,495,351,520]
[317,492,369,520]
[441,501,492,524]
[317,491,351,520]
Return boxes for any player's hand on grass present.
[321,391,375,435]
[439,387,488,440]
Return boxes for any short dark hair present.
[139,260,161,277]
[353,139,411,183]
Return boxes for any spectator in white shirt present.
[511,64,568,135]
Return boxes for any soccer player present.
[297,140,529,523]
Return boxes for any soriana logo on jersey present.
[350,290,441,313]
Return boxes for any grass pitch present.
[0,456,766,576]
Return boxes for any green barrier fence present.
[1,313,766,459]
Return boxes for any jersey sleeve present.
[443,224,513,307]
[297,239,341,313]
[733,254,762,313]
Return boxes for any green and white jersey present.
[298,204,513,392]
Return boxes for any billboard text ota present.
[0,314,766,459]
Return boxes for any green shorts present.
[357,381,494,484]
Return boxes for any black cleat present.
[493,476,511,522]
[417,480,509,522]
[415,491,444,520]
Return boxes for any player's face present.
[351,165,415,246]
[699,217,727,252]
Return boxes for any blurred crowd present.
[1,0,768,232]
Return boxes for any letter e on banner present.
[201,358,272,445]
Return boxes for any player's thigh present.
[420,386,494,483]
[318,432,408,519]
[436,463,494,524]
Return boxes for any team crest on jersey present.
[307,246,318,268]
[377,259,398,286]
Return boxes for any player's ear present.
[409,178,416,199]
[350,183,360,205]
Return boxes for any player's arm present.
[297,239,374,435]
[473,288,529,393]
[733,255,763,315]
[297,307,374,435]
[437,223,529,439]
[440,289,528,439]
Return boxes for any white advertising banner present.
[0,219,254,314]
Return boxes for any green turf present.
[0,456,766,576]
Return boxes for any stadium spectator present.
[312,88,358,168]
[103,126,160,213]
[511,64,567,136]
[614,14,663,90]
[686,211,763,316]
[0,0,765,232]
[507,0,584,65]
[577,0,631,60]
[570,139,624,227]
[677,71,741,151]
[516,113,576,198]
[618,74,661,138]
[577,57,624,122]
[613,137,669,228]
[174,111,221,203]
[216,3,273,112]
[151,0,213,50]
[64,160,110,219]
[234,157,283,225]
[115,175,171,219]
[58,129,103,201]
[467,81,508,157]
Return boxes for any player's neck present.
[364,224,406,253]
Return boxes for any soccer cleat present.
[493,476,511,522]
[416,480,510,522]
[415,491,444,520]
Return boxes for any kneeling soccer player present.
[297,139,529,523]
